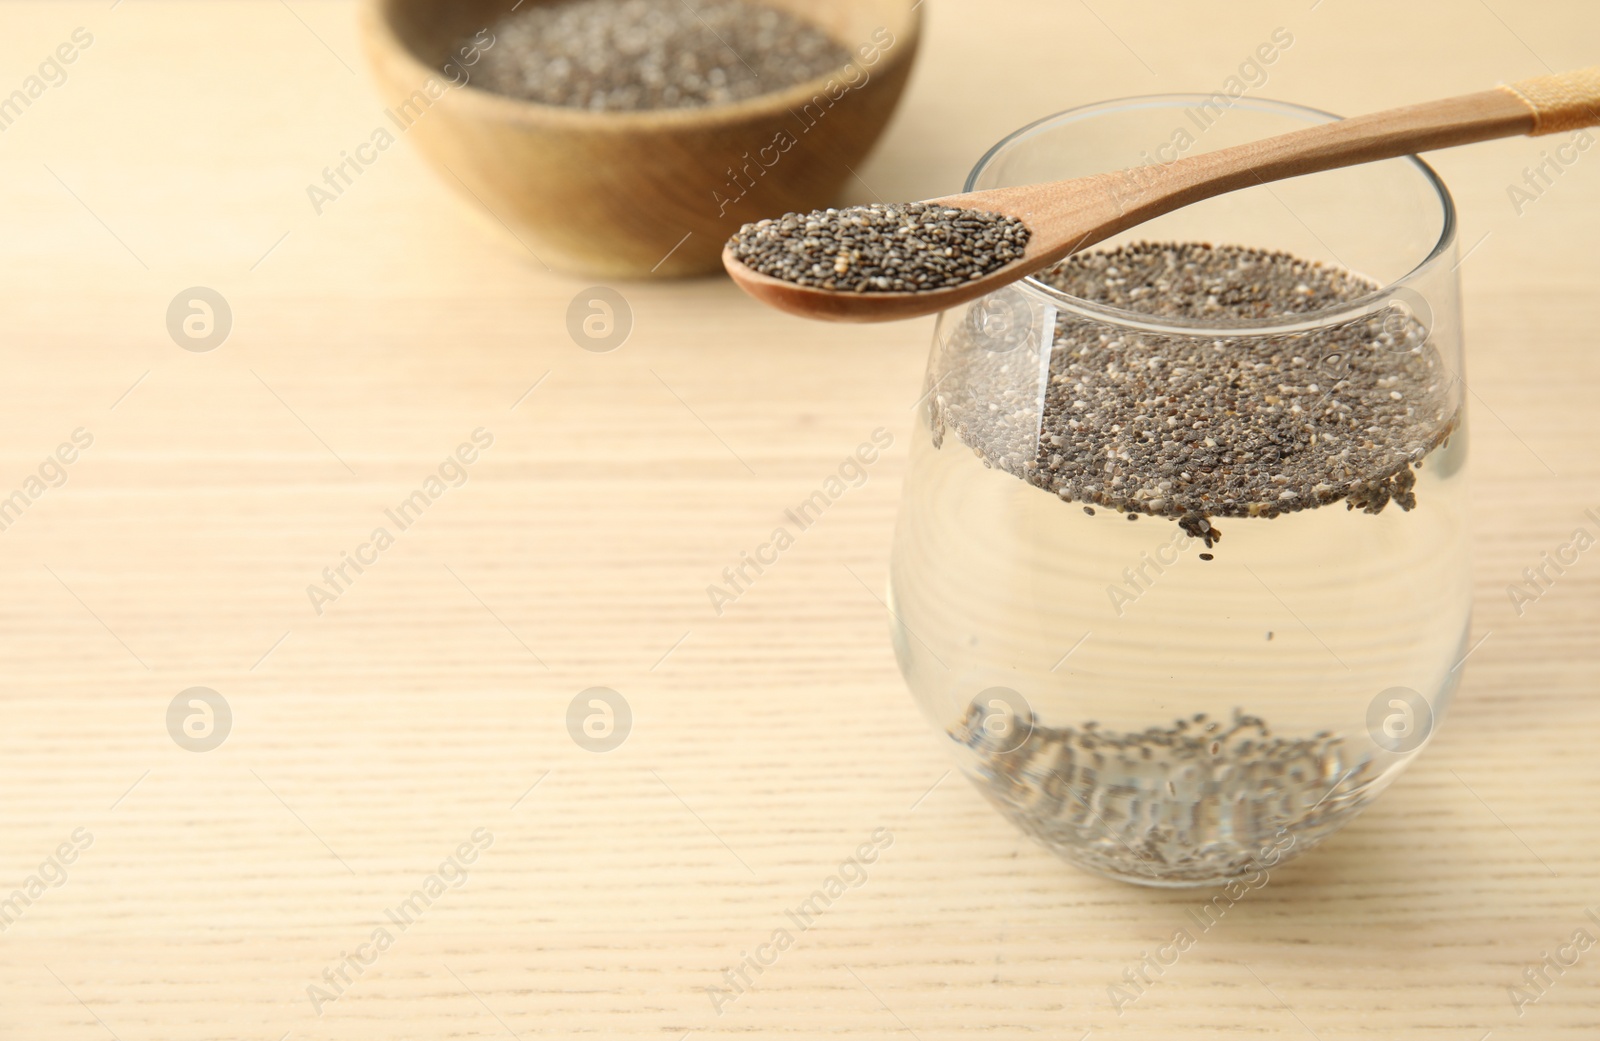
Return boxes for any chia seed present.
[469,0,850,112]
[729,203,1033,292]
[929,242,1460,534]
[953,701,1374,883]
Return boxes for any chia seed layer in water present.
[929,242,1460,529]
[470,0,849,111]
[730,203,1032,292]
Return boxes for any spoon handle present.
[1056,68,1600,239]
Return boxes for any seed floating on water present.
[468,0,850,111]
[932,242,1458,530]
[729,203,1033,292]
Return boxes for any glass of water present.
[887,96,1471,887]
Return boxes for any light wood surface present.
[1,2,1597,1038]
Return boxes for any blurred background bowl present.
[361,0,923,277]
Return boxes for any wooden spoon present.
[723,68,1600,323]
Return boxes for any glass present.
[887,96,1470,887]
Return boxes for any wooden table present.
[2,1,1596,1037]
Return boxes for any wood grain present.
[0,1,1597,1038]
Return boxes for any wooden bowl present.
[360,0,923,278]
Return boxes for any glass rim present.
[965,94,1459,337]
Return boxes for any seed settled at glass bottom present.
[951,701,1376,883]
